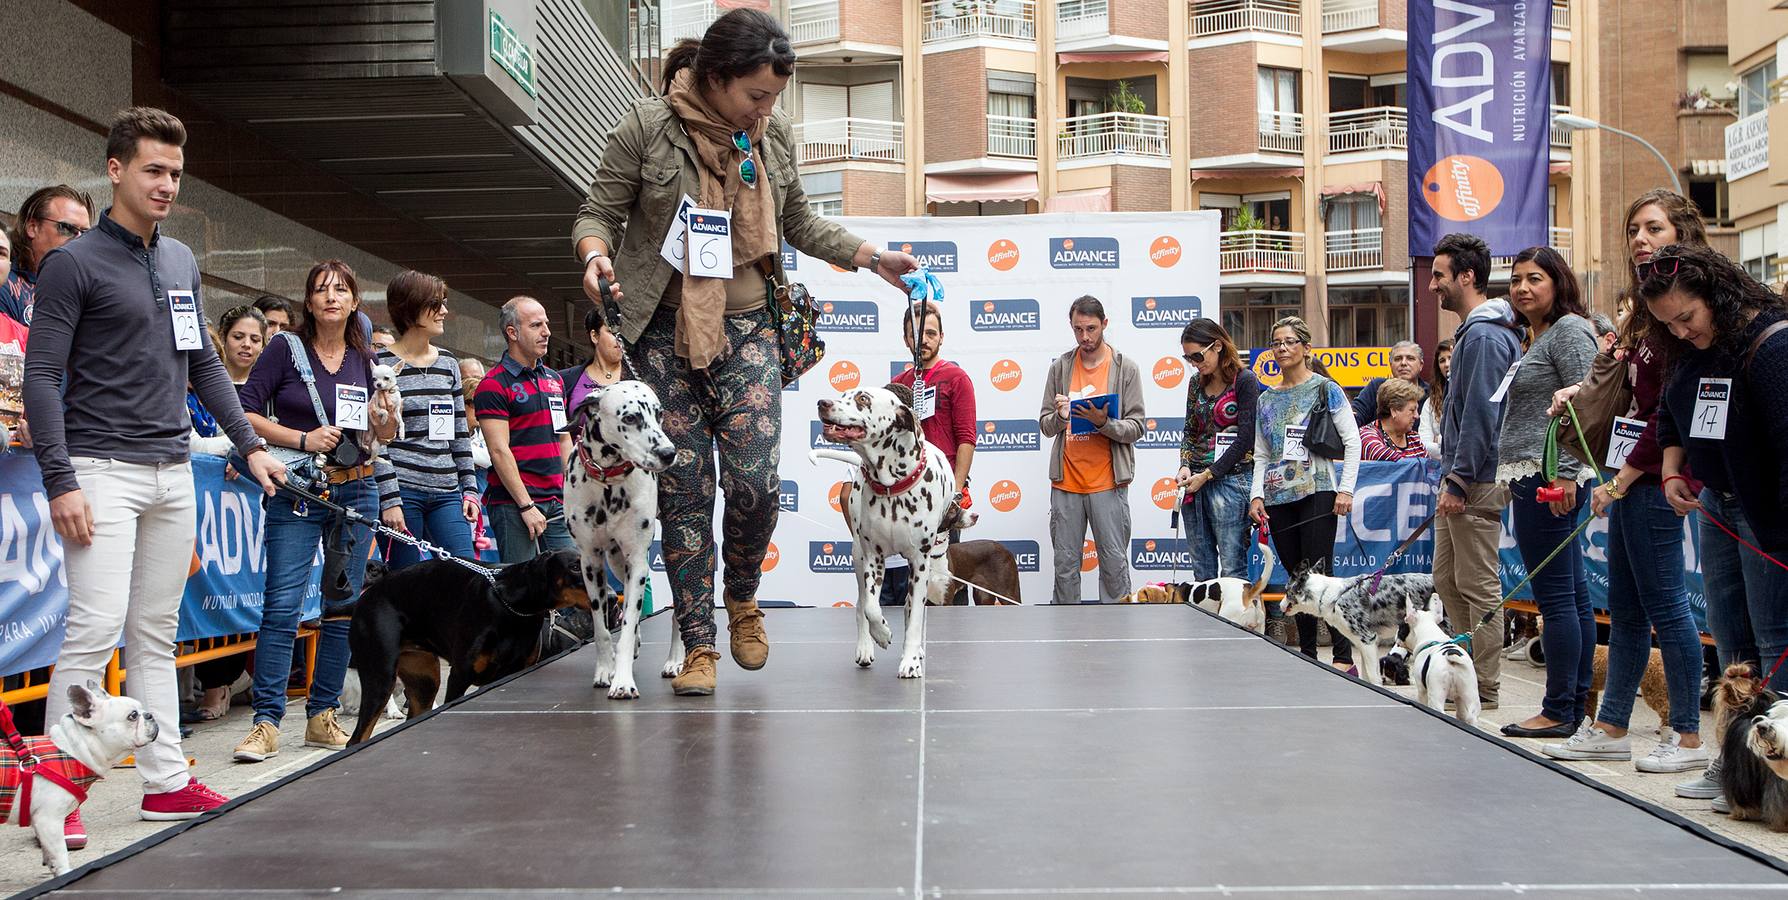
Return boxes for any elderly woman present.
[1359,378,1426,461]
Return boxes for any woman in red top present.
[1358,377,1426,461]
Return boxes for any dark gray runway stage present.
[25,605,1788,898]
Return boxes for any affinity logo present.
[1132,295,1201,329]
[828,481,846,513]
[970,298,1040,332]
[1151,477,1181,510]
[987,239,1021,272]
[761,542,780,572]
[811,421,849,449]
[1152,356,1186,389]
[649,540,665,572]
[1049,237,1120,269]
[997,539,1042,573]
[1081,539,1098,573]
[816,300,879,332]
[989,479,1022,512]
[896,241,959,272]
[1137,416,1186,450]
[1132,538,1195,571]
[976,419,1041,453]
[810,541,856,574]
[989,359,1023,392]
[1149,235,1182,268]
[1421,155,1505,222]
[780,241,798,271]
[779,480,799,512]
[828,360,861,391]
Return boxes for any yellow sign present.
[1249,346,1392,390]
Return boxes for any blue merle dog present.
[1279,566,1436,687]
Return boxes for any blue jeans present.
[1600,482,1702,734]
[1700,489,1788,689]
[385,487,474,569]
[488,499,574,563]
[1509,475,1593,724]
[1185,471,1251,582]
[251,477,377,724]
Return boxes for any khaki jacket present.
[571,97,865,344]
[1037,345,1147,486]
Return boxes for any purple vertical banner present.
[1408,0,1552,256]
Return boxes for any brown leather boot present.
[724,596,769,670]
[671,647,720,696]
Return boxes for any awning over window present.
[925,172,1040,204]
[1043,187,1113,213]
[1057,50,1170,64]
[1320,181,1385,216]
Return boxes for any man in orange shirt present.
[1038,297,1146,604]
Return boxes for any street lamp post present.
[1551,111,1684,194]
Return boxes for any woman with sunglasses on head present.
[1175,319,1260,597]
[1641,244,1788,692]
[1539,191,1712,777]
[571,9,920,696]
[1494,246,1599,740]
[1418,338,1452,459]
[1248,316,1361,665]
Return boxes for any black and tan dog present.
[346,549,590,746]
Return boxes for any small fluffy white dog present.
[1403,594,1481,726]
[370,363,404,445]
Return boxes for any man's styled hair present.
[1068,295,1105,321]
[1432,233,1491,292]
[106,107,186,166]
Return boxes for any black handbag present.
[1303,378,1347,460]
[754,142,825,386]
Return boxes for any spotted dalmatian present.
[564,379,680,700]
[814,387,977,678]
[1279,567,1436,687]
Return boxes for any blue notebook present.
[1068,393,1117,435]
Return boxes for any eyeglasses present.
[36,218,88,239]
[1269,338,1305,349]
[732,130,759,188]
[1182,340,1218,365]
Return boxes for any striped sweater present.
[373,348,477,510]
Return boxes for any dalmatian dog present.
[564,380,680,700]
[814,387,977,678]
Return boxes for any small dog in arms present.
[370,363,404,446]
[1,683,158,874]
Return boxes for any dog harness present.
[1413,638,1469,687]
[861,448,928,497]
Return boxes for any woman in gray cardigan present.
[1496,247,1599,740]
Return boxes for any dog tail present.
[1246,541,1275,604]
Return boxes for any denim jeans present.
[487,498,574,563]
[251,477,377,725]
[1700,489,1788,689]
[1600,482,1702,734]
[385,486,474,569]
[1185,471,1251,582]
[1509,475,1593,724]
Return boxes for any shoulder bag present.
[1302,377,1347,460]
[265,331,363,470]
[1555,350,1633,471]
[753,140,825,386]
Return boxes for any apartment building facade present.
[1722,2,1788,287]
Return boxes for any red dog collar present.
[862,451,927,497]
[575,436,635,483]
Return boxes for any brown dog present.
[1585,644,1671,726]
[943,540,1022,605]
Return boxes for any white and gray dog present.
[1279,567,1436,686]
[564,380,680,699]
[1403,593,1480,725]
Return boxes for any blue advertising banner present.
[1408,0,1552,256]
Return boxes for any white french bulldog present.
[2,681,158,874]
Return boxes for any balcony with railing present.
[794,118,905,165]
[1322,0,1377,32]
[1491,227,1574,269]
[1550,105,1572,149]
[1058,112,1171,161]
[789,0,841,45]
[667,0,720,43]
[1191,0,1302,38]
[1220,231,1305,274]
[1327,107,1406,153]
[1057,0,1108,40]
[988,115,1038,158]
[922,0,1036,44]
[1259,110,1304,154]
[1553,0,1570,32]
[1326,227,1383,271]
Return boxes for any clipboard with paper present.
[1069,393,1117,435]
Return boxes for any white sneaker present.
[1541,724,1632,761]
[1636,732,1711,773]
[1677,758,1723,799]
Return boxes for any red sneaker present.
[64,810,86,850]
[139,778,229,821]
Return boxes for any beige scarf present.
[665,68,779,370]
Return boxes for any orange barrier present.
[0,625,321,708]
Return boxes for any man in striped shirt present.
[475,296,573,562]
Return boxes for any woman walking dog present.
[571,9,919,695]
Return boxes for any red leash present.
[1699,508,1788,680]
[0,698,98,826]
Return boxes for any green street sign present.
[489,10,538,98]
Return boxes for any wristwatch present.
[868,249,884,272]
[582,248,605,267]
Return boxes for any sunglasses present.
[1182,340,1218,365]
[1636,256,1686,283]
[37,217,88,239]
[732,130,759,188]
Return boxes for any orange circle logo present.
[900,242,915,253]
[1153,356,1186,389]
[988,239,1020,272]
[833,600,855,608]
[1081,539,1098,572]
[828,482,846,512]
[187,550,202,578]
[989,479,1022,512]
[990,359,1023,392]
[1421,154,1506,222]
[828,360,861,391]
[761,542,780,572]
[1145,418,1159,431]
[821,301,836,314]
[1149,235,1182,267]
[1152,477,1181,510]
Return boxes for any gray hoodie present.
[1440,298,1523,497]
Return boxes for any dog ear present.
[68,680,103,724]
[1426,593,1443,615]
[894,403,917,434]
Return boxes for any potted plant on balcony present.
[1105,80,1147,154]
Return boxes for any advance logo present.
[1136,416,1186,450]
[996,539,1041,573]
[970,299,1040,332]
[810,421,850,450]
[779,480,799,512]
[895,241,958,272]
[1132,296,1201,329]
[810,541,855,573]
[816,300,879,333]
[780,241,798,271]
[976,419,1041,453]
[1131,537,1194,572]
[648,540,666,572]
[1049,237,1120,269]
